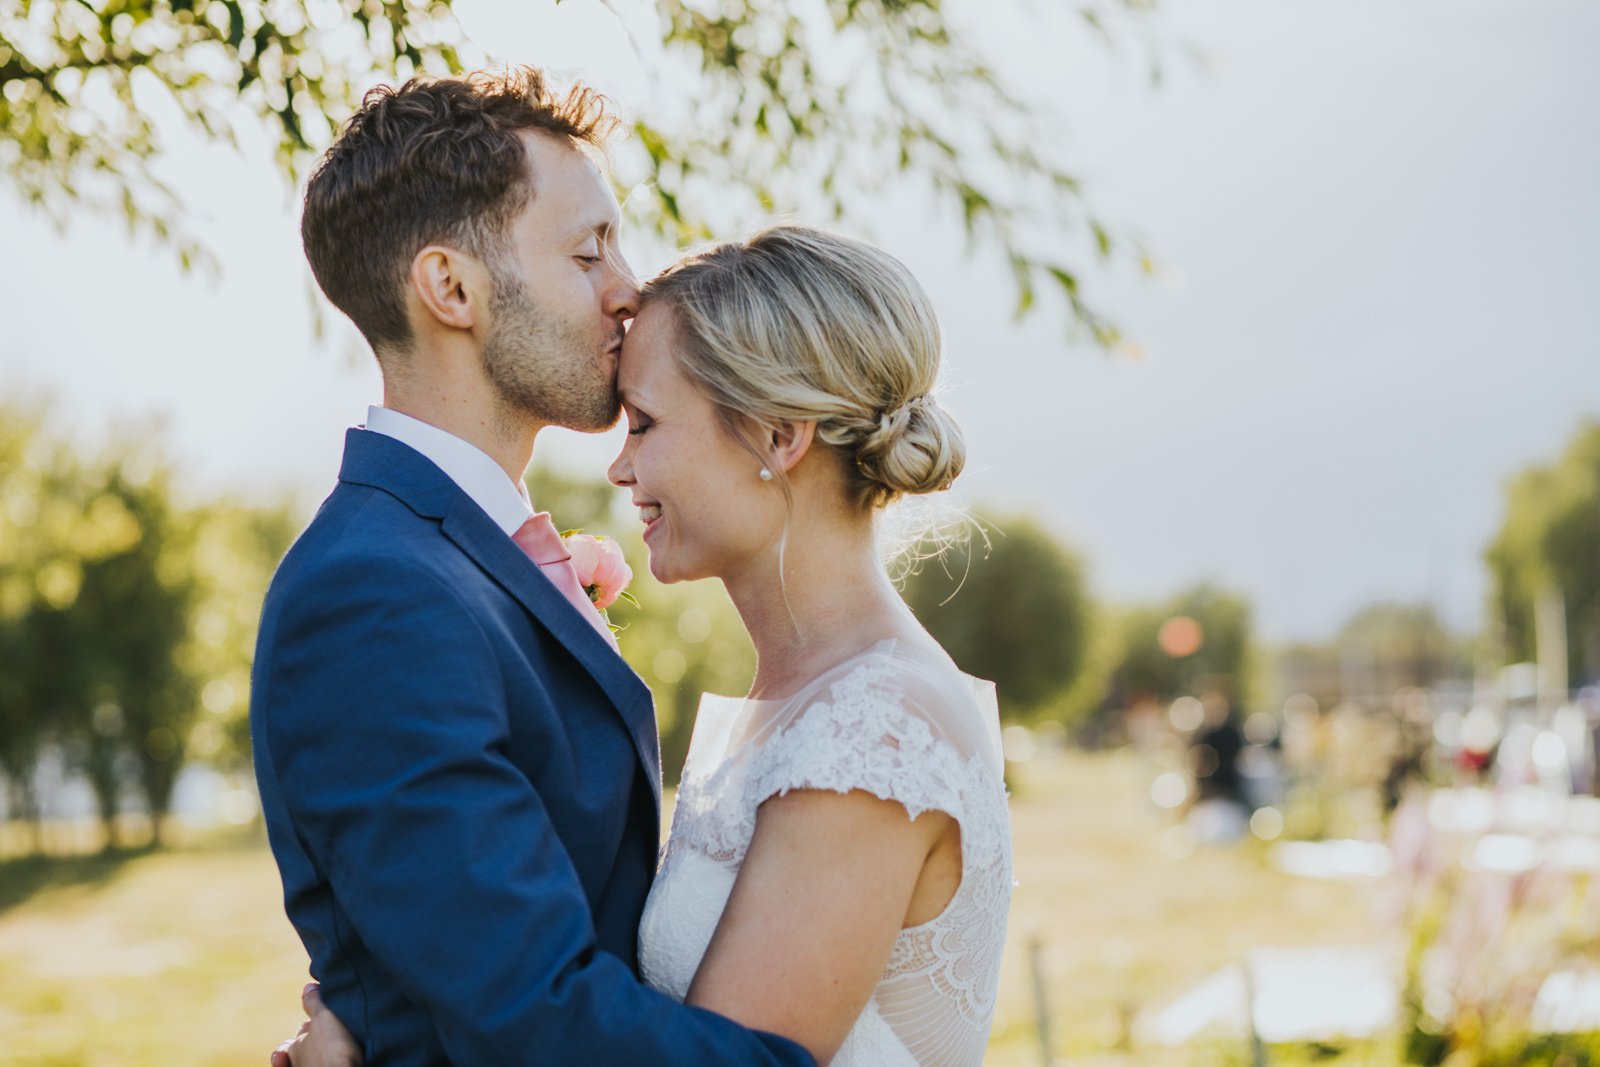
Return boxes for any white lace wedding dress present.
[638,639,1012,1065]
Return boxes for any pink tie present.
[512,513,619,650]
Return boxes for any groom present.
[250,68,811,1066]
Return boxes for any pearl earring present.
[758,468,774,482]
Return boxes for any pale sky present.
[2,0,1596,642]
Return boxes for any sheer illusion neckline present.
[706,636,984,708]
[713,637,903,707]
[694,637,1003,790]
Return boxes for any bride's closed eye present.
[625,405,655,436]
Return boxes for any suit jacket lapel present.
[441,501,661,805]
[338,429,662,815]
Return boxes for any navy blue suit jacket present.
[251,429,812,1067]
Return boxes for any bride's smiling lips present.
[634,499,663,538]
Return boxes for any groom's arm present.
[260,551,813,1067]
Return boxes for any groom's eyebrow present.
[565,215,619,245]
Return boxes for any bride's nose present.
[607,445,634,488]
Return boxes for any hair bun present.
[853,395,966,500]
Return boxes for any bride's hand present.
[269,983,363,1067]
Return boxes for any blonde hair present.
[641,225,965,510]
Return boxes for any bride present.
[280,225,1012,1066]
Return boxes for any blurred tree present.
[0,405,294,852]
[1112,583,1253,705]
[184,500,299,775]
[901,516,1092,721]
[55,447,201,848]
[0,408,145,847]
[1270,601,1467,712]
[0,0,1155,340]
[1339,602,1462,695]
[0,408,57,844]
[0,616,30,838]
[1486,419,1600,686]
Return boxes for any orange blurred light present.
[1158,615,1204,658]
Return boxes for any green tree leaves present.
[0,0,1155,342]
[1486,420,1600,686]
[0,0,463,264]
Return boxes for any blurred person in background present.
[1186,684,1250,843]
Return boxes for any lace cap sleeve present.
[742,644,999,826]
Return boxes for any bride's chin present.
[648,551,717,587]
[646,554,681,585]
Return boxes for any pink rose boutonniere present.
[563,533,634,612]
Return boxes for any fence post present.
[1030,935,1053,1066]
[1243,958,1268,1067]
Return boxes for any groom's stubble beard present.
[482,261,621,438]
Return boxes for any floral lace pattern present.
[639,647,1012,1066]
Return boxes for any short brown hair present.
[302,66,619,355]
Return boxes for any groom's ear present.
[408,245,484,332]
[768,420,816,475]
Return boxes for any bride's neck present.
[723,514,920,700]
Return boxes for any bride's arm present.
[684,788,951,1065]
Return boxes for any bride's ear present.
[767,420,816,475]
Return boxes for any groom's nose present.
[604,262,640,323]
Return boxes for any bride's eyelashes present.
[627,415,654,436]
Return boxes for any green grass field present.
[0,750,1403,1065]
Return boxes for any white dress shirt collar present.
[363,406,533,536]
